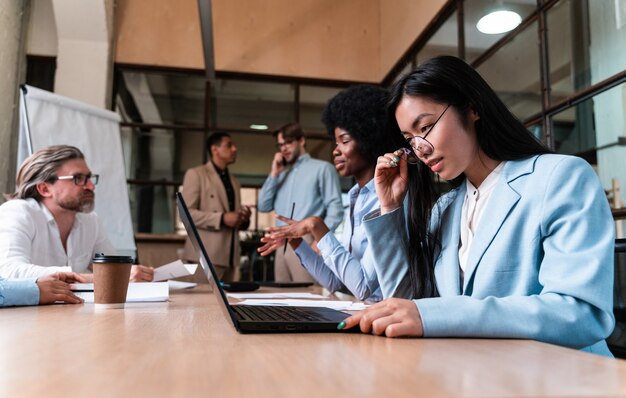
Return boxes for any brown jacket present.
[181,162,242,269]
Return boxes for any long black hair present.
[388,56,552,299]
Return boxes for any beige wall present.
[115,0,444,82]
[53,0,114,108]
[26,0,57,56]
[25,0,115,108]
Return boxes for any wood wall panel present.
[114,0,443,82]
[115,0,204,69]
[212,0,379,82]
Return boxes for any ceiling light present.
[477,9,522,34]
[249,124,268,130]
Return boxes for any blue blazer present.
[364,154,615,356]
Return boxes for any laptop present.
[176,192,350,333]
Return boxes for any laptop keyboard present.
[233,305,328,322]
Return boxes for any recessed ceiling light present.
[249,124,269,130]
[477,10,522,34]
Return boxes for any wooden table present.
[2,286,626,398]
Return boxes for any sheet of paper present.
[232,299,368,311]
[168,280,197,290]
[345,303,369,311]
[70,283,93,291]
[153,260,198,282]
[73,282,169,303]
[227,292,327,300]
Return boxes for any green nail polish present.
[389,161,397,167]
[393,156,400,162]
[337,321,346,330]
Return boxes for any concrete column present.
[0,1,28,202]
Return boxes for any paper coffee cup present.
[92,254,133,309]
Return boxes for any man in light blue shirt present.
[0,272,85,307]
[258,122,343,282]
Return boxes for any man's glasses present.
[276,139,295,149]
[51,174,99,186]
[405,104,450,156]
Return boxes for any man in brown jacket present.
[181,133,250,281]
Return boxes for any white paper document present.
[233,299,368,311]
[70,283,94,291]
[168,280,197,290]
[72,282,170,303]
[153,260,198,281]
[227,292,327,300]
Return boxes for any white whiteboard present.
[18,85,136,256]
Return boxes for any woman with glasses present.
[258,85,400,301]
[339,56,615,357]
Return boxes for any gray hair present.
[9,145,85,201]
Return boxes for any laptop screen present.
[176,192,240,326]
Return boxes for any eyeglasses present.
[51,174,99,186]
[276,139,295,149]
[396,147,420,165]
[405,104,450,156]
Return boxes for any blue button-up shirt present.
[258,154,343,231]
[294,179,382,301]
[0,277,39,307]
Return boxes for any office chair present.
[608,238,626,358]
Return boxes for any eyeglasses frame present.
[52,174,99,186]
[276,139,297,150]
[405,104,451,156]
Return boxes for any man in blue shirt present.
[0,272,85,307]
[258,122,343,282]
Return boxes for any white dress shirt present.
[0,198,115,279]
[459,161,506,275]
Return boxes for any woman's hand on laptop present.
[339,298,424,337]
[130,264,154,282]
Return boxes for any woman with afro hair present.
[258,85,400,301]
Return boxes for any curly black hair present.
[321,85,398,163]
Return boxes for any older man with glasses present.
[0,145,153,283]
[258,122,343,282]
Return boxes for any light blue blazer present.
[364,154,615,356]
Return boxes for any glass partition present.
[551,83,626,198]
[117,70,205,125]
[299,85,343,134]
[465,0,536,63]
[476,21,541,120]
[416,9,458,63]
[213,79,295,131]
[548,0,626,103]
